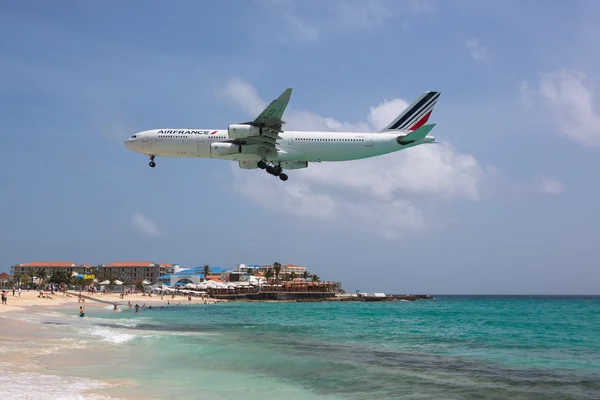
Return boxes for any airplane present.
[124,88,440,181]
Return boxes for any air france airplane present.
[124,88,440,181]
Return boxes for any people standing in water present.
[79,305,85,317]
[113,301,118,311]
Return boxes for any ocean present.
[4,296,600,399]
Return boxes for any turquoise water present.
[61,296,600,399]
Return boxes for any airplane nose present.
[124,139,133,149]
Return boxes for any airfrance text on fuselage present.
[157,130,216,134]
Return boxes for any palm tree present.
[265,269,274,282]
[88,266,98,278]
[311,274,320,282]
[273,262,281,282]
[302,271,309,281]
[35,268,46,286]
[247,268,254,275]
[202,264,212,281]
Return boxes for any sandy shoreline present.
[0,290,220,399]
[0,289,218,314]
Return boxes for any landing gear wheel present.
[279,173,288,181]
[257,161,267,169]
[266,166,275,174]
[149,161,156,168]
[272,166,282,176]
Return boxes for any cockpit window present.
[131,135,137,138]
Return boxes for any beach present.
[0,290,219,400]
[1,293,599,399]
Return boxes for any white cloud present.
[218,78,265,116]
[254,0,429,43]
[131,213,160,236]
[333,0,392,31]
[465,38,487,63]
[284,14,319,42]
[406,0,436,14]
[519,81,533,108]
[539,176,564,195]
[537,69,600,147]
[368,99,410,130]
[219,79,491,239]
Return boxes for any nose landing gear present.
[149,155,156,168]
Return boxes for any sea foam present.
[84,326,136,344]
[0,368,120,400]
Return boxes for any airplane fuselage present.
[124,129,435,164]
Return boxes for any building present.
[163,267,206,287]
[258,264,307,276]
[100,262,160,284]
[0,273,12,287]
[10,262,90,282]
[159,264,182,275]
[236,264,262,273]
[157,265,232,287]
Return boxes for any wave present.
[0,366,121,400]
[83,326,136,344]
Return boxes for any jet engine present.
[211,142,241,155]
[228,124,264,139]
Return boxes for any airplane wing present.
[228,88,293,153]
[245,88,292,132]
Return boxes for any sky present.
[1,0,599,294]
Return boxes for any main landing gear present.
[257,160,288,181]
[149,155,156,168]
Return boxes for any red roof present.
[21,262,76,267]
[204,275,221,280]
[104,262,156,267]
[0,273,11,279]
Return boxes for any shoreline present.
[0,291,181,400]
[0,289,432,399]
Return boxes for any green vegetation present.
[273,261,281,282]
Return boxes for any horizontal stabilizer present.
[397,124,435,145]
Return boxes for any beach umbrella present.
[142,280,151,285]
[99,280,110,285]
[114,280,123,285]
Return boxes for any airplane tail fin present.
[396,123,436,145]
[377,91,440,132]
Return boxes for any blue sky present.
[1,0,599,294]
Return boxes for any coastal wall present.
[213,292,337,301]
[211,292,433,302]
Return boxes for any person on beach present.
[113,301,118,311]
[1,291,7,304]
[79,306,85,317]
